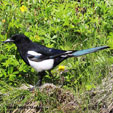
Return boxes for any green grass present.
[0,0,113,112]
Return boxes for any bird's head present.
[3,34,31,44]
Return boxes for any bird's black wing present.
[27,42,67,62]
[33,42,66,56]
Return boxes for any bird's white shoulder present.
[27,51,42,56]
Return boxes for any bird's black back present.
[14,36,66,66]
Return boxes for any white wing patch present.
[27,51,41,56]
[61,55,68,57]
[61,51,73,57]
[65,51,72,53]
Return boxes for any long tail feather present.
[72,46,109,57]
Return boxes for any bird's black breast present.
[16,42,32,65]
[17,50,29,66]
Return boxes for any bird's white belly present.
[28,59,54,72]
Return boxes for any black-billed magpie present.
[3,34,109,88]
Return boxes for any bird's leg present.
[35,72,45,87]
[29,72,45,91]
[35,71,45,87]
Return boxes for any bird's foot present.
[28,85,41,92]
[28,86,35,92]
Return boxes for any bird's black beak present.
[3,38,14,43]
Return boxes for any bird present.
[3,34,109,89]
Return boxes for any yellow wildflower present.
[58,65,65,71]
[2,19,5,23]
[34,35,40,41]
[20,5,27,12]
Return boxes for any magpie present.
[3,34,109,88]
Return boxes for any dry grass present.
[2,70,113,113]
[79,71,113,113]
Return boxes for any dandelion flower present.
[20,5,27,12]
[2,19,5,23]
[58,65,65,71]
